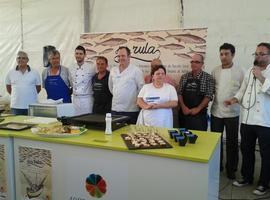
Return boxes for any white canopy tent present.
[0,0,270,98]
[0,0,182,98]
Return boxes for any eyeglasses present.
[252,53,270,57]
[17,57,27,60]
[190,61,203,64]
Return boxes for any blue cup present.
[177,136,188,146]
[168,130,179,139]
[174,134,183,142]
[188,134,198,144]
[179,128,187,132]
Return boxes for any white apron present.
[73,95,93,115]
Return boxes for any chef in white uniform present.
[70,45,96,115]
[108,46,144,124]
[225,43,270,195]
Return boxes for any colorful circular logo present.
[85,174,107,198]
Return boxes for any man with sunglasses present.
[5,51,41,115]
[211,43,244,179]
[225,42,270,195]
[178,54,214,131]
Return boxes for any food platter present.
[31,125,87,138]
[121,132,172,150]
[0,122,34,131]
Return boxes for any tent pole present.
[20,0,24,49]
[180,0,184,27]
[84,0,90,33]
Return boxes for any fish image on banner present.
[188,47,206,55]
[99,48,114,55]
[95,38,127,47]
[80,28,207,86]
[148,35,166,42]
[100,33,114,40]
[157,43,185,50]
[19,146,52,200]
[166,32,206,44]
[129,37,146,43]
[174,53,192,59]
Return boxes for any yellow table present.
[0,116,221,200]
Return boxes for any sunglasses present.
[252,53,270,57]
[190,60,203,64]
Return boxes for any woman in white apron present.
[136,65,178,128]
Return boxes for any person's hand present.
[151,103,159,109]
[182,105,191,115]
[253,66,265,83]
[224,98,238,107]
[144,103,153,110]
[253,66,263,80]
[190,107,201,115]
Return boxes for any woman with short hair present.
[137,65,178,128]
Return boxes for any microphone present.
[253,60,259,80]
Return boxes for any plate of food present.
[31,125,87,137]
[0,122,34,131]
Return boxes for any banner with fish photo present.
[19,146,52,200]
[0,144,7,200]
[80,28,207,85]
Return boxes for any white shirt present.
[69,62,96,96]
[108,64,144,112]
[211,64,244,118]
[234,64,270,127]
[5,67,41,109]
[137,83,178,128]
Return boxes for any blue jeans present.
[11,108,28,115]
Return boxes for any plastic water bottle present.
[105,113,112,135]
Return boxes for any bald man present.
[178,54,215,131]
[144,58,176,87]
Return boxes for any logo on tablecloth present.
[85,174,107,198]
